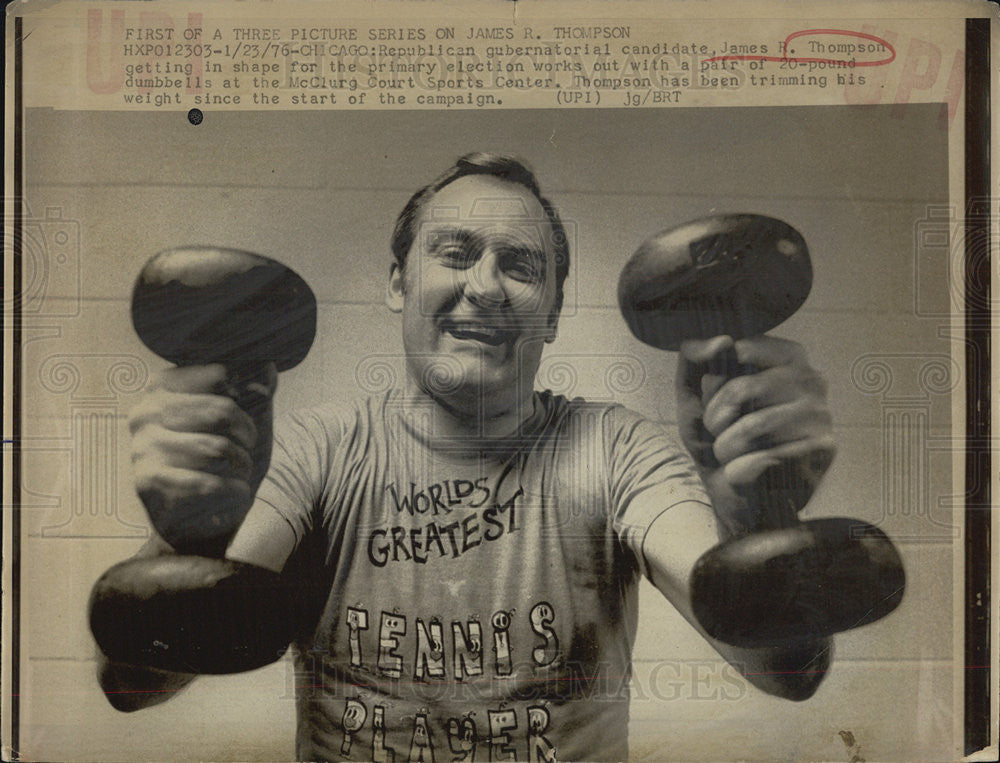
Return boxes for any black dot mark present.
[187,108,204,125]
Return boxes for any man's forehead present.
[421,175,545,223]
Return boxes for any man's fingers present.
[722,438,837,490]
[132,428,254,481]
[128,362,278,553]
[134,465,253,509]
[251,362,279,400]
[153,363,232,394]
[731,335,808,371]
[679,335,737,365]
[676,335,737,406]
[130,392,258,451]
[712,398,832,465]
[702,367,826,437]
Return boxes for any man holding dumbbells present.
[91,154,898,761]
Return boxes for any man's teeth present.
[448,326,509,345]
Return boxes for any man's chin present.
[424,368,528,417]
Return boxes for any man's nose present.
[464,250,506,308]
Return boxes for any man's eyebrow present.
[425,226,549,268]
[503,240,547,263]
[424,226,472,246]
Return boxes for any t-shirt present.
[253,388,710,762]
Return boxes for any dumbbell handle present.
[687,312,808,533]
[620,215,905,647]
[89,248,320,688]
[131,247,316,554]
[689,338,903,646]
[208,362,275,424]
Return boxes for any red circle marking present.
[705,28,896,67]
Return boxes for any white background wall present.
[16,104,958,760]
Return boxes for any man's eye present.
[436,245,471,267]
[502,250,543,282]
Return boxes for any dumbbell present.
[131,246,317,553]
[618,214,905,648]
[88,247,318,675]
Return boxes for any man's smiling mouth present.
[441,320,516,347]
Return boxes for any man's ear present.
[544,310,559,343]
[386,262,405,313]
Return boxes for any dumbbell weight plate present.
[90,554,304,673]
[618,214,812,350]
[690,517,906,648]
[132,247,317,372]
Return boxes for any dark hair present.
[390,152,570,313]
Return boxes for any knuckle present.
[131,462,157,493]
[810,373,829,399]
[813,434,838,456]
[130,425,171,463]
[771,365,798,387]
[787,394,819,418]
[190,472,226,498]
[126,406,147,435]
[677,342,698,364]
[815,407,833,428]
[792,396,832,430]
[173,468,225,498]
[200,433,252,475]
[201,395,241,431]
[127,390,168,433]
[716,376,746,407]
[195,433,231,462]
[157,366,188,391]
[129,430,153,464]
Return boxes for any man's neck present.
[400,378,539,446]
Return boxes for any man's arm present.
[654,333,837,699]
[89,363,303,711]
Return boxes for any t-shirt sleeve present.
[253,406,346,546]
[604,405,712,580]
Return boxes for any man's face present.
[387,174,561,421]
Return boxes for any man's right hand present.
[128,362,277,555]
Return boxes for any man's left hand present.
[675,334,836,538]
